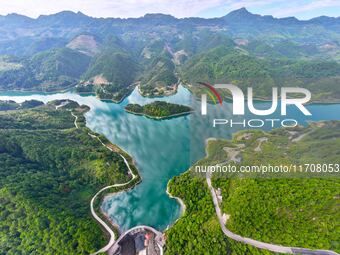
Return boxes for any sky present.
[0,0,339,20]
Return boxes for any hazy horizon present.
[1,7,340,21]
[0,0,339,20]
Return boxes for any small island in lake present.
[125,101,193,119]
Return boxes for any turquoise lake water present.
[1,86,340,232]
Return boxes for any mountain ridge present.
[0,8,339,23]
[0,7,339,102]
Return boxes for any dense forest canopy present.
[0,100,131,254]
[125,101,192,119]
[166,121,340,254]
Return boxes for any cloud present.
[269,0,340,17]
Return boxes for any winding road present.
[70,112,79,128]
[89,148,137,255]
[70,110,164,255]
[70,109,338,255]
[206,171,339,255]
[70,110,137,254]
[87,132,138,255]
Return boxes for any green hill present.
[0,100,132,254]
[139,52,177,97]
[0,48,91,91]
[81,49,138,102]
[0,9,339,100]
[166,121,340,254]
[29,47,91,88]
[181,46,340,101]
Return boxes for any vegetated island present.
[125,101,194,119]
[165,121,340,255]
[0,99,140,255]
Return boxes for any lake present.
[1,86,340,231]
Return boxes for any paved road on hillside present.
[71,109,338,255]
[69,110,137,255]
[206,171,339,255]
[89,134,137,255]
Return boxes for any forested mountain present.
[0,48,91,91]
[81,50,137,102]
[0,100,132,254]
[181,45,340,100]
[166,121,340,254]
[0,8,339,101]
[0,9,339,255]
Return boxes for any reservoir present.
[1,86,340,231]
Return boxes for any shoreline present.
[163,183,187,229]
[166,183,186,221]
[97,82,139,104]
[96,180,141,235]
[137,82,179,98]
[3,95,146,254]
[162,137,218,230]
[3,93,339,255]
[64,102,142,254]
[88,134,141,255]
[1,84,340,105]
